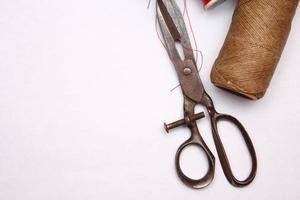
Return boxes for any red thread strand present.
[147,0,151,9]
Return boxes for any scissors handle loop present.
[175,123,215,189]
[211,113,257,187]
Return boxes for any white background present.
[0,0,299,199]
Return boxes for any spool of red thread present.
[202,0,225,9]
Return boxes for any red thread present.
[147,0,151,9]
[201,0,224,9]
[202,0,211,6]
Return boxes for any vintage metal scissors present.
[157,0,257,189]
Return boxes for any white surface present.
[0,0,299,199]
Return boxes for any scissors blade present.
[157,0,195,62]
[157,0,204,103]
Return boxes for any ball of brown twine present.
[211,0,299,100]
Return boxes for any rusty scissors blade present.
[157,0,195,62]
[157,0,204,103]
[157,0,257,189]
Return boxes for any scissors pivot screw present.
[183,67,192,75]
[164,112,205,133]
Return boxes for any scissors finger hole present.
[216,118,253,181]
[179,144,209,180]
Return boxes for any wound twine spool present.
[210,0,299,100]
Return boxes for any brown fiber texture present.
[211,0,299,100]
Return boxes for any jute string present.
[211,0,299,100]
